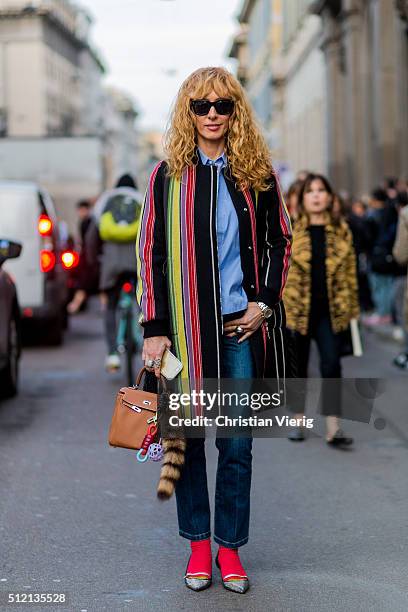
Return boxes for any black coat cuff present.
[142,319,171,338]
[255,287,279,309]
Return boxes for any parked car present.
[0,181,68,345]
[0,239,22,398]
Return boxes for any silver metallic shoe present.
[184,554,212,591]
[215,555,250,594]
[184,574,212,592]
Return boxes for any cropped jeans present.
[174,334,255,548]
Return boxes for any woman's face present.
[303,179,331,215]
[192,89,231,145]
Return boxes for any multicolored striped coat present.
[136,158,292,385]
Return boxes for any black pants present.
[105,286,121,354]
[104,272,137,354]
[294,314,342,417]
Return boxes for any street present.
[0,304,408,612]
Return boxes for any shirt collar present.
[198,147,227,169]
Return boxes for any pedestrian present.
[392,201,408,369]
[283,173,359,445]
[86,174,142,371]
[286,179,303,223]
[67,200,95,314]
[351,199,367,218]
[364,187,404,326]
[136,66,292,593]
[347,198,374,312]
[384,176,399,206]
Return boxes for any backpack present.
[99,192,141,243]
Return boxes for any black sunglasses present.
[190,98,234,116]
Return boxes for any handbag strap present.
[134,366,167,392]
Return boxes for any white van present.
[0,181,68,345]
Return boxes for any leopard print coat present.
[283,214,360,335]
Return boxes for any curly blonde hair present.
[164,67,273,191]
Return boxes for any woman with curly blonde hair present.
[136,67,292,594]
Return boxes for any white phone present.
[160,348,183,380]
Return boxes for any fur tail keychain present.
[157,438,186,499]
[156,390,186,500]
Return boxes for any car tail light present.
[40,250,56,273]
[61,250,79,269]
[38,214,53,236]
[122,282,133,293]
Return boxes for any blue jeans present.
[174,335,255,548]
[368,272,395,316]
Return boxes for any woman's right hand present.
[142,336,172,378]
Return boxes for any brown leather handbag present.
[108,367,166,450]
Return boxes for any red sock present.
[217,546,248,581]
[185,538,212,578]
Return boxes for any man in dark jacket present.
[364,187,405,325]
[86,174,142,371]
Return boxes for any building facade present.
[0,0,106,137]
[229,0,283,160]
[230,0,327,188]
[231,0,408,196]
[280,1,327,182]
[311,0,408,196]
[0,0,140,230]
[102,86,140,188]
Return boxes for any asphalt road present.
[0,303,407,612]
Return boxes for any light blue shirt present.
[198,148,248,315]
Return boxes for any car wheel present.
[0,314,20,398]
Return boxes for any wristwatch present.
[256,301,273,319]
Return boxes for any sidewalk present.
[362,321,405,347]
[1,307,407,611]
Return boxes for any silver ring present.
[146,359,154,368]
[236,326,244,334]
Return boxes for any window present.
[248,0,271,61]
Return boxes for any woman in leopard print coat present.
[283,173,359,446]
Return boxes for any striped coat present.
[136,158,292,388]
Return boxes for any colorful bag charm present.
[148,440,164,462]
[136,424,158,462]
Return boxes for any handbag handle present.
[134,366,167,392]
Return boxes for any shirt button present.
[248,245,252,250]
[250,284,255,289]
[243,207,248,212]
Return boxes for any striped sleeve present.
[256,173,292,307]
[135,161,170,338]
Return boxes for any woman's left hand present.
[223,302,265,342]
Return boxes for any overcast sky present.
[84,0,240,131]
